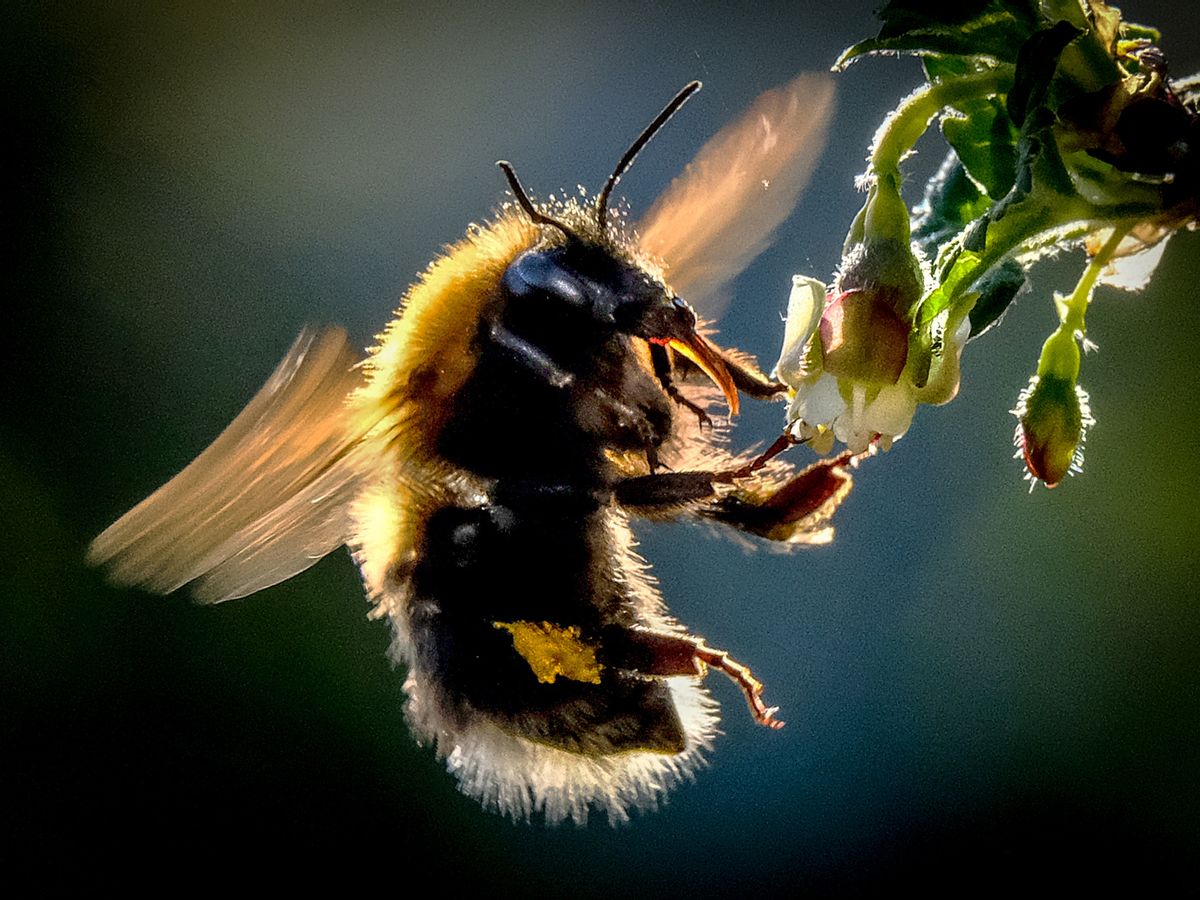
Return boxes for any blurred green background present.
[5,1,1198,891]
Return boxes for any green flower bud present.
[1012,373,1095,488]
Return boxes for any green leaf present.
[1120,22,1161,44]
[967,259,1026,338]
[920,248,983,325]
[923,55,976,82]
[990,106,1073,225]
[960,216,990,253]
[1007,20,1084,126]
[1026,109,1077,196]
[1087,0,1122,54]
[836,0,1040,69]
[913,155,990,259]
[1063,148,1169,212]
[941,96,1019,199]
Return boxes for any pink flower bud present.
[819,289,910,384]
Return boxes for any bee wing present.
[636,73,835,319]
[89,328,372,603]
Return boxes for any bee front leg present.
[650,342,711,429]
[720,348,788,400]
[574,383,672,470]
[731,431,797,478]
[601,627,784,729]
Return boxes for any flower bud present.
[1012,374,1094,488]
[818,289,910,384]
[819,218,925,386]
[836,236,925,320]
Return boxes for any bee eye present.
[503,250,589,309]
[672,297,698,327]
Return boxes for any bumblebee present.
[90,75,851,823]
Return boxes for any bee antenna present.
[497,160,581,242]
[596,80,702,234]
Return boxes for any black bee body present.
[410,243,708,758]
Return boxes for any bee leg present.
[718,348,788,400]
[730,431,797,478]
[645,444,662,475]
[703,450,855,541]
[613,471,724,508]
[650,342,711,429]
[487,320,575,389]
[575,383,672,467]
[693,642,785,729]
[668,386,711,429]
[602,627,784,729]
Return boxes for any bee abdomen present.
[404,489,687,756]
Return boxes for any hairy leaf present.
[1008,21,1084,127]
[836,0,1040,69]
[968,259,1026,338]
[913,155,990,258]
[941,96,1019,199]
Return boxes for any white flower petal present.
[809,428,836,455]
[789,421,836,455]
[774,275,826,388]
[1100,237,1168,291]
[789,373,845,426]
[832,415,875,454]
[863,382,917,437]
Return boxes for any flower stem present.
[869,68,1013,174]
[1060,226,1128,333]
[848,67,1014,250]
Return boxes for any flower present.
[773,275,971,454]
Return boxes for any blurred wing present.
[89,328,372,603]
[636,73,835,318]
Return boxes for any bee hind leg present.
[601,626,784,729]
[694,642,784,729]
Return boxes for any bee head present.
[500,229,738,412]
[499,239,679,332]
[496,81,738,408]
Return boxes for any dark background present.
[6,1,1198,892]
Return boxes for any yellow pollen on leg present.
[493,620,603,685]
